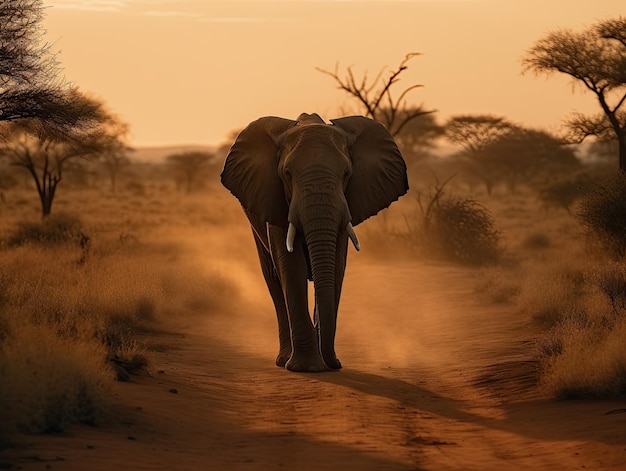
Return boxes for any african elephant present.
[221,113,408,372]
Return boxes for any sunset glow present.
[3,2,626,467]
[44,0,625,147]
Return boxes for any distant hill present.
[129,145,218,163]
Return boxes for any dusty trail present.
[5,256,626,470]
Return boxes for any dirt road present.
[5,256,626,470]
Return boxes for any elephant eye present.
[284,167,292,179]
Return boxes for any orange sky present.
[44,0,625,147]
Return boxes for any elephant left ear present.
[221,116,296,226]
[331,116,409,226]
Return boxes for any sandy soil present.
[3,249,626,470]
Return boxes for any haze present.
[44,0,624,147]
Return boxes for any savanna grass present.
[472,184,626,399]
[0,185,238,438]
[514,251,626,398]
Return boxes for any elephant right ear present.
[221,117,296,226]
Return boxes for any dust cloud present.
[193,203,487,383]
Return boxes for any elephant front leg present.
[268,225,328,372]
[252,232,292,366]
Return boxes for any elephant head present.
[221,113,407,370]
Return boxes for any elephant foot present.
[275,348,292,368]
[321,346,342,369]
[323,355,342,370]
[285,352,329,372]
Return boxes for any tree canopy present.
[0,0,106,133]
[522,16,626,170]
[445,115,579,194]
[166,151,215,193]
[0,0,126,215]
[446,115,517,154]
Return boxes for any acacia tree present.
[316,53,435,137]
[478,127,580,193]
[445,115,517,194]
[0,0,123,215]
[446,115,517,153]
[97,121,131,192]
[1,0,91,130]
[166,151,214,193]
[2,104,116,216]
[522,16,626,170]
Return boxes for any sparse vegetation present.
[475,214,626,398]
[0,179,239,441]
[414,179,502,265]
[8,212,86,246]
[577,172,626,256]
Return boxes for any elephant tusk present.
[286,222,296,253]
[346,222,360,252]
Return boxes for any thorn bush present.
[417,184,502,265]
[577,172,626,257]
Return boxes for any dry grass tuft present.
[539,319,626,398]
[0,325,113,433]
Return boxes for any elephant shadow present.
[312,367,626,447]
[313,367,472,417]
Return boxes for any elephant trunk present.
[303,215,342,370]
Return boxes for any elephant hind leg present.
[252,230,292,366]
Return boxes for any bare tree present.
[392,109,444,168]
[166,151,214,193]
[317,53,435,137]
[522,16,626,170]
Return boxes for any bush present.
[0,325,113,434]
[536,174,589,214]
[423,196,502,265]
[588,261,626,316]
[539,318,626,399]
[524,259,626,398]
[577,172,626,257]
[8,213,87,246]
[515,258,588,326]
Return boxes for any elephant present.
[221,113,408,372]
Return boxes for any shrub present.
[8,213,87,246]
[0,325,113,434]
[527,258,626,398]
[515,258,589,326]
[588,261,626,316]
[577,172,626,257]
[415,180,502,265]
[425,197,501,265]
[536,174,589,214]
[539,318,626,398]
